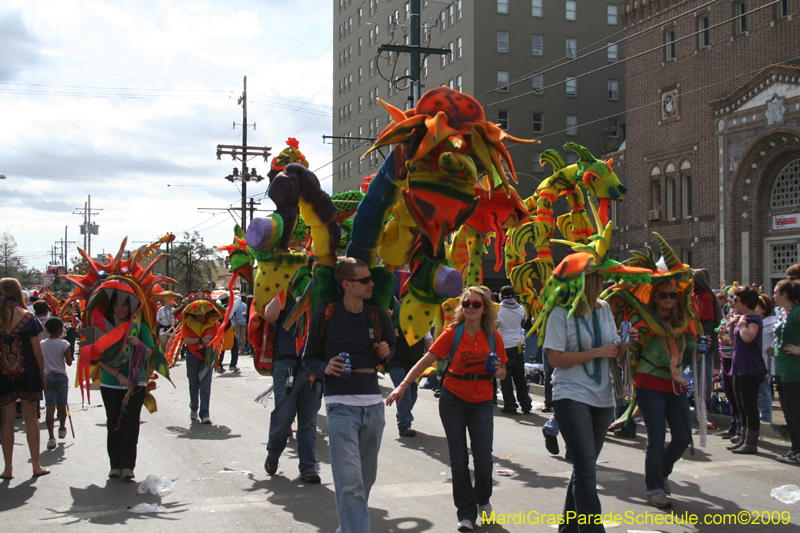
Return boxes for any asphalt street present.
[2,353,800,532]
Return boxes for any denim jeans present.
[500,360,532,412]
[636,388,691,495]
[779,379,800,452]
[758,372,773,423]
[267,359,323,474]
[327,402,385,533]
[186,353,212,419]
[438,386,494,523]
[389,366,418,429]
[554,399,613,533]
[523,336,538,363]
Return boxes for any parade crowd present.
[1,260,799,533]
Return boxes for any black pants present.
[543,350,554,406]
[734,373,765,433]
[500,347,531,411]
[721,357,740,434]
[101,386,146,470]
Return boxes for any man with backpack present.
[302,257,395,533]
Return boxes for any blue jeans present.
[554,399,613,533]
[758,372,773,423]
[523,335,539,363]
[636,388,691,495]
[438,386,494,523]
[186,353,212,419]
[267,359,323,474]
[327,402,385,533]
[389,366,418,429]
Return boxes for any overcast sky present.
[0,0,337,271]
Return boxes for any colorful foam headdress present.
[166,294,226,368]
[270,137,308,176]
[63,237,176,410]
[530,201,652,344]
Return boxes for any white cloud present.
[0,0,335,271]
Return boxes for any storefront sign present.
[773,214,800,230]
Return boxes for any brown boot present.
[727,429,746,450]
[732,430,759,454]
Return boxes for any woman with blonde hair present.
[0,278,50,479]
[387,286,507,532]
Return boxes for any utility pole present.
[248,198,261,223]
[57,228,77,269]
[74,195,101,257]
[379,1,449,107]
[216,76,271,235]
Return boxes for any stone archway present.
[727,126,800,286]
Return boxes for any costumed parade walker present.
[63,236,179,415]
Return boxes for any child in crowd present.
[40,317,73,449]
[33,300,51,341]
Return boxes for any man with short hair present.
[788,264,800,280]
[497,286,531,414]
[303,257,395,533]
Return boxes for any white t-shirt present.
[762,314,778,375]
[41,338,71,375]
[543,301,619,408]
[497,301,526,348]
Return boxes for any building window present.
[682,174,692,218]
[532,35,543,55]
[447,79,453,89]
[608,79,619,100]
[497,110,509,130]
[650,179,661,213]
[369,89,374,107]
[608,117,619,128]
[565,153,578,165]
[359,7,362,25]
[566,114,577,135]
[532,0,543,17]
[348,74,352,91]
[359,37,363,55]
[532,74,543,94]
[497,32,509,53]
[449,41,454,62]
[449,4,454,25]
[441,51,447,68]
[369,28,374,46]
[338,108,343,124]
[457,37,463,58]
[533,151,543,172]
[665,30,676,61]
[566,38,577,58]
[441,10,447,30]
[339,79,343,96]
[698,16,710,48]
[498,0,509,14]
[358,96,363,113]
[497,70,509,91]
[666,176,677,220]
[779,0,789,18]
[457,0,462,20]
[566,77,577,96]
[607,4,618,25]
[456,74,463,92]
[532,112,544,133]
[358,67,363,84]
[423,57,428,77]
[369,59,374,77]
[566,0,576,20]
[738,2,748,33]
[608,42,618,62]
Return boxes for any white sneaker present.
[190,411,199,421]
[477,503,492,525]
[201,417,211,424]
[121,468,135,479]
[47,438,56,450]
[456,519,474,531]
[58,427,67,439]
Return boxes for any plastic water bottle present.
[485,352,498,375]
[619,321,632,343]
[339,352,351,378]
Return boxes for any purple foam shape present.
[434,265,463,298]
[246,217,275,251]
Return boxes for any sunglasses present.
[658,292,678,300]
[345,276,372,285]
[462,300,484,309]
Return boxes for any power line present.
[0,170,233,187]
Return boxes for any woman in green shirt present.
[773,279,800,464]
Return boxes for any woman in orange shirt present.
[388,286,507,532]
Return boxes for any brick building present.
[615,0,800,290]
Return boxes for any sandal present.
[706,421,718,430]
[32,468,51,477]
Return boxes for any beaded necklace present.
[4,300,24,309]
[574,308,603,385]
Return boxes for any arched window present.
[650,166,661,176]
[680,160,691,171]
[665,162,677,173]
[650,166,661,214]
[680,161,692,217]
[770,159,800,209]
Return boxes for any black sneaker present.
[542,426,559,455]
[264,456,279,476]
[541,405,554,413]
[300,471,321,483]
[230,366,240,373]
[399,427,417,437]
